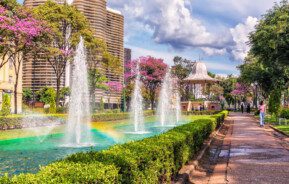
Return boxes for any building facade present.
[0,56,22,114]
[23,0,124,107]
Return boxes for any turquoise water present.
[0,117,189,176]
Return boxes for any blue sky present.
[17,0,280,75]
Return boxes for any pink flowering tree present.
[106,81,123,109]
[126,56,168,109]
[0,5,50,113]
[231,82,250,96]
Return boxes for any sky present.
[17,0,281,75]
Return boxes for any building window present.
[8,76,13,84]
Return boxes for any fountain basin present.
[0,116,192,176]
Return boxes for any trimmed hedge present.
[182,110,219,116]
[0,115,66,130]
[0,111,155,130]
[92,110,155,122]
[2,111,228,184]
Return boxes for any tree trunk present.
[90,88,96,111]
[56,78,61,108]
[14,81,18,114]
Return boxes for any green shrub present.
[1,94,11,116]
[182,110,219,116]
[92,110,155,122]
[6,161,119,184]
[49,100,56,114]
[3,111,228,183]
[280,109,289,119]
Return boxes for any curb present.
[269,125,289,137]
[175,121,225,184]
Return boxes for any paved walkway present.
[209,113,289,184]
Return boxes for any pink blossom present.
[106,81,123,93]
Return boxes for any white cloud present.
[201,47,226,56]
[230,16,258,61]
[108,0,279,61]
[109,0,231,50]
[128,45,238,74]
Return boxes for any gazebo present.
[181,62,220,111]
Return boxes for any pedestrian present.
[246,102,251,114]
[240,101,244,113]
[259,101,266,127]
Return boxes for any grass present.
[255,114,289,135]
[274,125,289,135]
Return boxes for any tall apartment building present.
[23,0,124,107]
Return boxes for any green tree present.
[37,87,56,105]
[59,87,70,101]
[171,56,193,100]
[249,0,289,92]
[33,1,111,107]
[209,84,224,100]
[219,75,237,107]
[1,94,11,116]
[88,69,108,110]
[23,88,33,103]
[0,0,19,11]
[268,89,282,120]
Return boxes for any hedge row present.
[91,110,155,122]
[0,115,66,130]
[182,110,219,116]
[1,111,228,184]
[0,111,155,130]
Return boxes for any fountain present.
[157,69,181,126]
[64,37,93,147]
[129,62,146,134]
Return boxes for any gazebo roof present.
[183,62,219,83]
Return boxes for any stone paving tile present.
[226,113,289,184]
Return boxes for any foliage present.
[5,162,119,184]
[280,108,289,119]
[268,89,282,117]
[32,1,110,107]
[2,111,228,183]
[0,5,50,113]
[99,97,104,111]
[106,81,123,93]
[239,55,273,98]
[49,98,57,114]
[171,56,193,100]
[0,114,65,130]
[248,0,289,95]
[209,84,224,100]
[126,56,168,109]
[59,87,70,100]
[231,82,250,96]
[219,75,237,107]
[36,87,56,105]
[0,0,19,11]
[92,110,155,122]
[22,88,33,103]
[1,94,10,116]
[208,71,216,78]
[171,56,192,80]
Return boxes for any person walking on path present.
[240,101,244,114]
[246,102,251,114]
[259,101,266,127]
